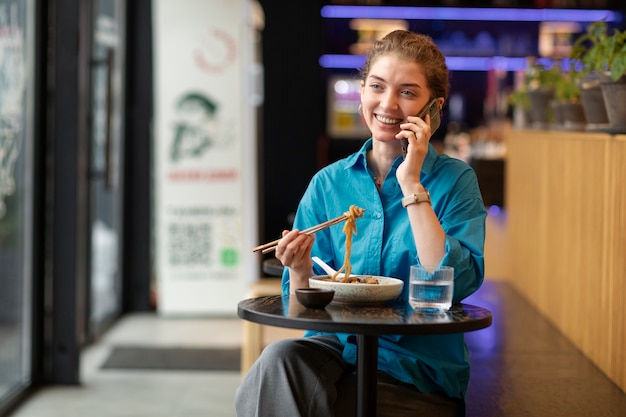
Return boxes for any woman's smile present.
[374,113,404,125]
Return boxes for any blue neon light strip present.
[321,5,621,23]
[319,54,564,72]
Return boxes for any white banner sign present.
[153,0,259,315]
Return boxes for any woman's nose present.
[380,91,399,111]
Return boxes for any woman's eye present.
[368,83,382,90]
[401,89,416,97]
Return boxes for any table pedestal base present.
[357,334,378,417]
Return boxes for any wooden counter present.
[506,130,626,393]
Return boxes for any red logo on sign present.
[193,28,237,74]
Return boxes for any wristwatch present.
[402,190,431,207]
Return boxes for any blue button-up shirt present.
[282,138,487,399]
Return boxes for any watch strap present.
[402,190,431,207]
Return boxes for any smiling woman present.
[236,30,487,417]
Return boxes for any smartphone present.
[401,98,441,158]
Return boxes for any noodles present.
[332,205,365,282]
[319,275,379,284]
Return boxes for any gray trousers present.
[235,335,464,417]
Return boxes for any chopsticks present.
[253,214,350,254]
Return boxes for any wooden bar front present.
[506,130,626,393]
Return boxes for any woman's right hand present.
[275,229,315,290]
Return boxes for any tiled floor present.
[8,316,244,417]
[7,280,626,417]
[464,282,626,416]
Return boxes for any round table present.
[238,295,492,417]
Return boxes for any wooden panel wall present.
[506,130,626,393]
[613,138,626,390]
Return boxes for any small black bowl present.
[295,288,335,309]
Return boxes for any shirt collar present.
[345,138,438,174]
[344,139,372,170]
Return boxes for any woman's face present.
[360,54,431,143]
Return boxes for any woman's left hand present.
[396,113,431,187]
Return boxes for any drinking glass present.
[409,265,454,312]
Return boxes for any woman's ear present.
[436,97,445,111]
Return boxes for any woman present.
[236,30,486,417]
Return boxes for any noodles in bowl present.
[308,206,403,303]
[309,275,403,304]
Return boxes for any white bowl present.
[308,275,404,305]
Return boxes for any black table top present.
[238,295,492,336]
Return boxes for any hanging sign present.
[153,0,259,315]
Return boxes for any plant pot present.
[550,101,563,126]
[561,102,587,131]
[579,78,609,131]
[598,73,626,134]
[527,88,554,129]
[551,101,586,131]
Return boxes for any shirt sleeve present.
[429,164,487,302]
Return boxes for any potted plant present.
[570,20,626,132]
[551,65,586,131]
[508,57,561,129]
[596,25,626,133]
[570,21,610,130]
[507,88,531,129]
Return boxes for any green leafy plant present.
[525,61,562,91]
[507,59,562,108]
[554,65,582,102]
[507,89,529,109]
[570,20,626,81]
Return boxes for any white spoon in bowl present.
[312,256,344,278]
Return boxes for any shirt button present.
[375,213,382,219]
